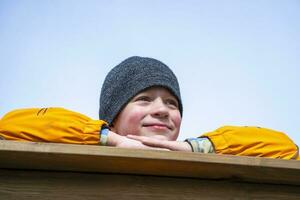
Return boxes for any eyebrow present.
[133,92,178,102]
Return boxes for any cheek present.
[169,111,181,141]
[125,109,145,124]
[117,109,145,135]
[171,112,182,129]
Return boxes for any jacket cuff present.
[184,137,215,153]
[99,125,109,146]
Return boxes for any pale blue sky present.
[1,0,299,145]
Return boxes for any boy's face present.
[111,87,181,141]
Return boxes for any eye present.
[165,99,179,108]
[135,95,152,102]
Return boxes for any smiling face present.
[111,87,182,141]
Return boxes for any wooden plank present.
[0,140,299,185]
[0,169,299,200]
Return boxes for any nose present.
[150,98,169,118]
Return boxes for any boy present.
[0,56,298,159]
[98,56,191,151]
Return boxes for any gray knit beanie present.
[99,56,182,125]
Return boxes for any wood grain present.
[0,169,299,200]
[0,140,299,185]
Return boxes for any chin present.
[148,134,171,141]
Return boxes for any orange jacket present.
[0,107,107,145]
[201,126,299,160]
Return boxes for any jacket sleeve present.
[0,107,108,145]
[201,126,299,160]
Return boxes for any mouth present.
[143,123,172,131]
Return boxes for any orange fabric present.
[201,126,299,160]
[0,108,107,145]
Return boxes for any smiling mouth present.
[143,124,171,130]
